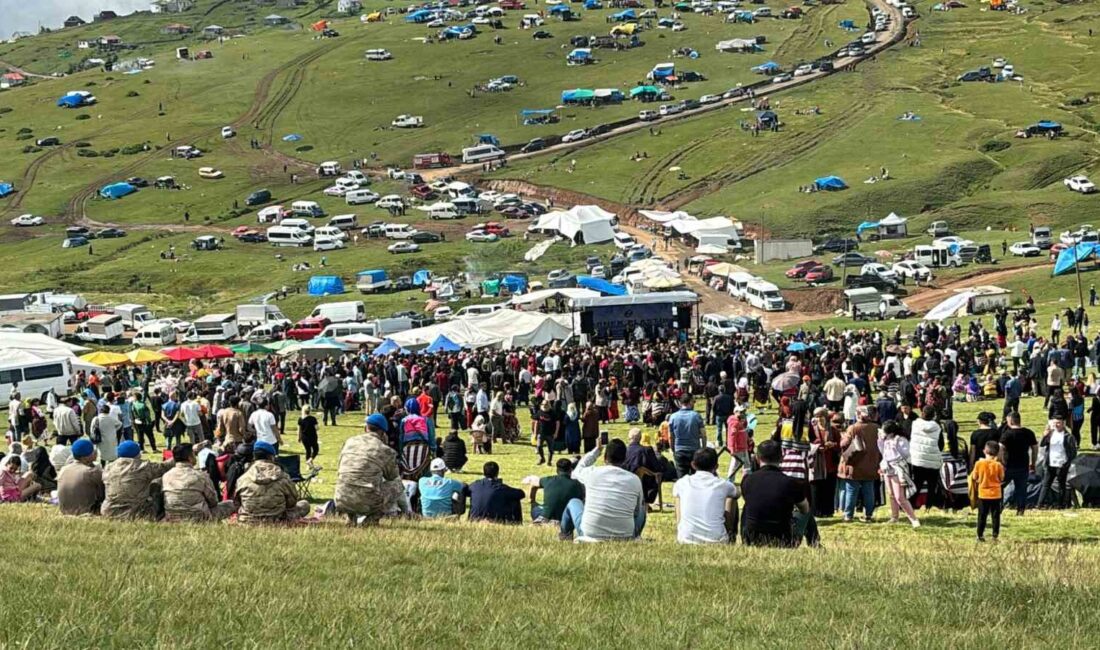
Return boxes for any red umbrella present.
[193,344,234,359]
[160,347,202,362]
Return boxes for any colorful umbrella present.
[230,342,274,355]
[160,347,202,362]
[193,344,234,359]
[126,349,168,364]
[79,351,130,367]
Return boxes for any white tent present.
[0,348,103,374]
[387,310,574,350]
[877,212,909,238]
[924,291,974,321]
[509,288,599,309]
[0,332,87,356]
[531,205,616,244]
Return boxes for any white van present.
[454,303,506,319]
[365,49,393,61]
[727,272,758,300]
[860,31,876,45]
[291,200,325,218]
[461,145,506,164]
[639,110,659,121]
[244,322,287,342]
[320,322,379,339]
[745,279,785,311]
[314,225,348,241]
[328,214,358,230]
[1033,226,1053,249]
[0,356,72,402]
[451,197,485,215]
[445,182,476,199]
[613,232,636,250]
[266,226,313,247]
[344,170,369,185]
[428,204,460,220]
[310,301,365,323]
[385,223,418,239]
[133,322,177,347]
[278,218,314,234]
[913,244,962,268]
[346,189,379,205]
[313,236,346,252]
[319,161,342,176]
[185,314,237,342]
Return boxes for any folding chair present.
[277,454,320,502]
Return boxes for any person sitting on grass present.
[561,438,646,542]
[100,440,172,520]
[529,457,585,525]
[333,414,400,526]
[57,439,104,516]
[441,428,468,472]
[673,448,738,544]
[0,454,41,503]
[162,443,238,522]
[233,440,309,524]
[740,440,809,547]
[467,461,525,524]
[418,458,467,519]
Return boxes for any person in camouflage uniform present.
[162,444,237,522]
[334,413,401,525]
[233,440,309,523]
[100,440,172,520]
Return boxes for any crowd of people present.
[2,307,1094,545]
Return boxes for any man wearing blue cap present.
[233,439,309,523]
[57,439,105,516]
[101,440,173,520]
[334,413,400,525]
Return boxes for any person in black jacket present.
[1047,387,1070,423]
[441,429,468,472]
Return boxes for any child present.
[0,455,38,503]
[972,440,1005,542]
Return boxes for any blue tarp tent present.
[501,274,528,294]
[756,110,778,126]
[561,88,595,103]
[649,63,675,79]
[567,49,592,63]
[577,276,628,296]
[373,338,410,356]
[307,275,345,296]
[856,220,880,235]
[550,4,573,14]
[412,269,432,286]
[752,61,780,73]
[1028,120,1062,135]
[425,334,463,354]
[405,9,432,22]
[733,10,754,22]
[99,182,136,200]
[57,95,85,108]
[282,134,302,142]
[0,182,13,198]
[476,133,500,146]
[814,175,847,191]
[357,269,387,283]
[1053,243,1099,276]
[612,8,636,20]
[584,0,602,8]
[442,25,473,38]
[839,19,855,29]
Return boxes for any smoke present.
[3,0,152,37]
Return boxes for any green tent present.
[630,85,660,97]
[230,342,274,355]
[263,339,301,352]
[481,279,501,296]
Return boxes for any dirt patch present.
[481,178,632,218]
[784,287,844,314]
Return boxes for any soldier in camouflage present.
[162,444,237,521]
[100,440,172,520]
[233,440,309,523]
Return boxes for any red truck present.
[413,152,454,169]
[500,0,526,9]
[286,317,329,341]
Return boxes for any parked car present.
[832,251,874,267]
[96,227,127,239]
[198,167,224,179]
[388,241,420,254]
[785,260,821,279]
[892,260,932,282]
[1065,175,1097,194]
[860,262,898,283]
[239,232,268,243]
[127,177,150,188]
[35,136,61,146]
[62,236,89,249]
[521,138,546,153]
[803,265,834,283]
[561,129,588,143]
[814,238,859,253]
[957,67,994,82]
[532,30,553,39]
[466,230,500,243]
[1008,241,1041,257]
[9,214,43,227]
[728,315,763,334]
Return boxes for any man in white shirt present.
[53,397,83,444]
[179,392,204,445]
[248,400,283,452]
[673,448,738,544]
[561,439,645,541]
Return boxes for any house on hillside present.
[151,0,195,12]
[99,35,123,48]
[338,0,363,13]
[203,25,224,36]
[264,14,291,26]
[276,0,308,7]
[95,11,119,21]
[0,73,26,89]
[77,40,93,49]
[63,16,87,28]
[161,23,193,35]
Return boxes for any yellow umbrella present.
[80,351,131,367]
[126,349,169,364]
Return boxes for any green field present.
[2,394,1100,647]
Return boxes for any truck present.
[391,115,424,128]
[0,293,32,315]
[235,303,290,331]
[184,314,238,343]
[843,288,912,320]
[356,269,392,294]
[74,314,125,343]
[113,303,155,330]
[26,292,87,315]
[413,152,454,169]
[309,301,365,324]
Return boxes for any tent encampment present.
[307,275,345,296]
[752,61,780,74]
[716,38,759,53]
[99,182,136,200]
[412,269,432,286]
[561,88,596,103]
[532,205,616,244]
[813,175,847,191]
[387,309,574,350]
[611,8,636,20]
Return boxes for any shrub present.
[980,140,1011,153]
[120,144,145,155]
[126,90,140,97]
[296,145,313,152]
[77,149,99,157]
[75,114,91,120]
[0,107,12,114]
[15,133,32,140]
[17,127,32,134]
[74,141,92,148]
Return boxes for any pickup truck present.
[391,114,424,128]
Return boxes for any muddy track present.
[248,41,341,146]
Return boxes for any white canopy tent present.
[386,310,575,350]
[0,332,87,356]
[531,205,616,244]
[637,211,741,252]
[509,288,599,310]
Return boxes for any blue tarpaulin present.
[814,175,847,191]
[521,109,556,117]
[577,276,627,296]
[550,4,573,13]
[307,275,345,296]
[856,220,880,234]
[99,182,136,199]
[282,133,303,142]
[373,338,410,356]
[1053,243,1099,276]
[584,0,602,8]
[476,133,500,146]
[406,9,432,22]
[611,8,635,20]
[0,182,13,198]
[412,269,432,286]
[425,334,463,353]
[357,269,387,283]
[501,274,528,293]
[752,61,780,73]
[839,19,855,28]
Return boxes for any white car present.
[934,236,973,247]
[1009,242,1041,257]
[561,129,588,143]
[477,190,501,203]
[153,317,192,334]
[860,262,898,282]
[892,261,932,282]
[220,126,235,139]
[314,236,346,252]
[699,94,721,104]
[772,73,793,83]
[547,269,569,281]
[1064,175,1097,194]
[426,19,445,28]
[197,167,223,179]
[386,167,405,180]
[793,64,814,77]
[388,241,420,254]
[376,195,405,209]
[700,314,741,337]
[671,21,686,31]
[10,214,43,227]
[323,185,351,197]
[434,306,454,320]
[992,57,1007,68]
[465,230,500,242]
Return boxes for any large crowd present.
[3,305,1095,545]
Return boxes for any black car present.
[523,201,548,216]
[533,30,553,39]
[814,238,860,254]
[844,274,900,292]
[832,251,874,267]
[521,138,546,154]
[730,316,763,334]
[245,189,271,206]
[65,226,93,239]
[126,176,149,188]
[587,124,611,136]
[36,137,61,146]
[816,60,834,72]
[321,28,339,37]
[680,99,701,111]
[239,232,268,243]
[410,231,442,244]
[392,277,414,292]
[96,227,127,238]
[681,71,706,82]
[957,67,994,82]
[585,255,601,272]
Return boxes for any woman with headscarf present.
[534,399,558,466]
[581,401,600,453]
[400,397,435,455]
[562,403,581,454]
[809,407,840,517]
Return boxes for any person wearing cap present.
[233,440,309,524]
[333,413,400,525]
[162,443,238,521]
[101,440,173,520]
[57,439,105,516]
[418,458,467,519]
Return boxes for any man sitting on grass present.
[57,439,104,516]
[100,440,172,520]
[741,440,810,547]
[561,439,645,541]
[233,440,309,524]
[529,457,585,525]
[162,443,238,522]
[418,457,467,518]
[673,448,738,544]
[467,461,525,524]
[334,414,401,525]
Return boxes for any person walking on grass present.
[909,406,944,512]
[297,406,320,470]
[972,441,1005,542]
[878,420,920,528]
